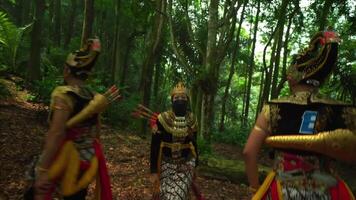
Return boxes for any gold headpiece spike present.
[171,82,188,97]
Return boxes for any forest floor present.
[0,77,252,200]
[0,77,355,200]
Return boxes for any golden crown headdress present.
[287,29,339,87]
[171,82,188,97]
[65,38,101,70]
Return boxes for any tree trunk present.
[152,62,162,110]
[54,0,61,46]
[64,0,77,48]
[120,34,134,86]
[255,69,265,120]
[20,0,32,25]
[276,9,294,96]
[243,0,261,126]
[111,0,121,82]
[261,30,278,103]
[270,0,289,98]
[319,0,332,31]
[241,65,248,126]
[241,16,254,126]
[28,0,45,81]
[218,0,247,132]
[81,0,94,47]
[139,0,166,135]
[200,0,219,142]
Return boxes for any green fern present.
[0,11,32,71]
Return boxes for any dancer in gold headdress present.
[149,82,199,200]
[33,39,119,200]
[243,29,355,200]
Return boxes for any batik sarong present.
[159,158,196,200]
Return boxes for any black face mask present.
[172,100,188,116]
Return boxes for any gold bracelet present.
[36,166,48,173]
[253,125,265,133]
[248,186,258,193]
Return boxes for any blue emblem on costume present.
[299,111,318,134]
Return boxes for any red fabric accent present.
[268,180,280,200]
[282,153,314,172]
[44,187,55,200]
[324,31,336,40]
[320,38,326,45]
[149,112,159,129]
[91,39,101,51]
[93,139,113,200]
[80,160,91,170]
[192,181,206,200]
[42,127,92,199]
[330,180,354,200]
[66,127,90,140]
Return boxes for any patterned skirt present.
[159,158,196,200]
[253,152,355,200]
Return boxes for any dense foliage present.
[0,0,354,145]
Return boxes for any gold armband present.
[248,186,258,193]
[36,166,48,172]
[35,166,49,176]
[254,125,266,133]
[53,104,71,111]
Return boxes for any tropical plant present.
[0,11,31,72]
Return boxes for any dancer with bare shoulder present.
[243,29,355,200]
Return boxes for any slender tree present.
[318,0,332,31]
[28,0,45,81]
[219,0,247,132]
[139,0,166,135]
[81,0,94,46]
[243,0,261,126]
[54,0,61,46]
[64,0,77,48]
[270,0,289,98]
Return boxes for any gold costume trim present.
[265,129,356,162]
[66,93,108,128]
[157,141,197,174]
[50,86,76,111]
[276,179,283,200]
[52,105,71,111]
[342,107,356,131]
[157,111,197,137]
[270,104,281,132]
[296,44,328,78]
[66,38,100,69]
[253,125,268,134]
[48,141,98,196]
[252,171,276,200]
[49,86,107,128]
[341,179,356,200]
[270,91,349,105]
[160,142,197,158]
[171,82,188,97]
[261,104,271,133]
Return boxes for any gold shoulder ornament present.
[66,85,120,128]
[265,129,356,162]
[158,111,197,137]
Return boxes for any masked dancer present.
[150,82,199,200]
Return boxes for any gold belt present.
[160,142,195,154]
[158,142,197,174]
